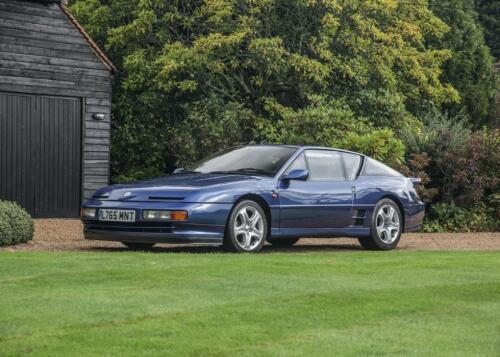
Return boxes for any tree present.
[429,0,496,125]
[476,0,500,59]
[71,0,458,180]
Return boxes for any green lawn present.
[1,251,499,356]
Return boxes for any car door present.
[278,149,354,231]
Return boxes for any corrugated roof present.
[59,3,116,72]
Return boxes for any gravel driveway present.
[1,219,499,252]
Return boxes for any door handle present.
[351,186,356,194]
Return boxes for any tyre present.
[267,237,300,246]
[122,242,155,250]
[223,200,268,253]
[358,198,402,251]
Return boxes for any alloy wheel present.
[233,205,265,250]
[375,204,400,244]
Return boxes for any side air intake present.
[352,209,366,226]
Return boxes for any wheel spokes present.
[242,232,252,248]
[242,208,252,224]
[376,212,384,228]
[249,212,260,228]
[234,227,246,236]
[376,204,400,244]
[382,228,389,241]
[234,205,264,250]
[387,206,395,220]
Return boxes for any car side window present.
[305,150,346,181]
[341,152,362,180]
[363,158,403,177]
[284,154,307,175]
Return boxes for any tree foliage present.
[71,0,460,179]
[71,0,499,231]
[475,0,500,59]
[429,0,496,125]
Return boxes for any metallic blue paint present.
[278,179,353,229]
[82,146,425,244]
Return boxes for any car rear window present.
[362,158,402,177]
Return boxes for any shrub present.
[339,128,406,168]
[423,199,499,233]
[436,129,499,205]
[402,108,500,207]
[400,107,472,163]
[0,201,34,246]
[258,97,371,148]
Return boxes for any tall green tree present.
[71,0,458,180]
[475,0,500,59]
[429,0,496,125]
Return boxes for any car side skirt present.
[271,227,370,238]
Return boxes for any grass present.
[0,250,499,356]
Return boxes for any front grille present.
[85,220,173,233]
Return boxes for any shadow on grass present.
[86,241,364,254]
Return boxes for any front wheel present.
[122,242,155,250]
[358,198,402,250]
[267,237,300,246]
[224,200,268,253]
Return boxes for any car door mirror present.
[172,168,185,174]
[281,169,309,181]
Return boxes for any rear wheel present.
[122,242,155,250]
[358,198,402,250]
[267,237,300,246]
[224,200,268,253]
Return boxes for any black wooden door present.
[0,92,82,218]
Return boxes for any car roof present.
[246,144,365,157]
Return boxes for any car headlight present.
[81,208,96,219]
[143,210,188,221]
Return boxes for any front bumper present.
[82,200,231,244]
[84,228,223,244]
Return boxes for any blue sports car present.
[81,145,424,252]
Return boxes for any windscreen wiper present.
[234,168,275,176]
[209,168,274,176]
[173,169,201,175]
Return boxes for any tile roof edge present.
[59,3,116,73]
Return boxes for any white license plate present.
[99,209,136,222]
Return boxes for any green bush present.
[0,201,34,246]
[258,97,370,146]
[71,0,462,181]
[402,109,500,232]
[339,128,406,168]
[423,200,499,233]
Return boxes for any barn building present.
[0,0,114,217]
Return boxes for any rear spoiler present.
[409,177,422,186]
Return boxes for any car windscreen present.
[189,146,298,175]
